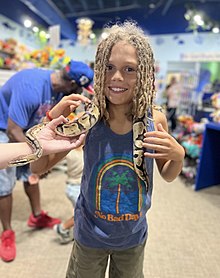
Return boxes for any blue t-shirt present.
[0,68,62,130]
[74,116,154,250]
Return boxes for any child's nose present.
[111,70,123,81]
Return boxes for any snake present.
[133,112,151,190]
[8,103,100,167]
[8,102,151,189]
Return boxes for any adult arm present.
[0,143,33,169]
[1,116,85,170]
[143,109,185,182]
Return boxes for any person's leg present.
[65,183,81,208]
[63,216,74,230]
[170,108,177,131]
[0,194,13,230]
[66,240,109,278]
[25,179,61,228]
[108,241,146,278]
[17,165,61,228]
[167,107,176,131]
[24,181,41,216]
[0,166,17,262]
[0,132,16,230]
[54,216,74,244]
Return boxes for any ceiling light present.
[193,14,204,26]
[212,27,219,33]
[89,33,96,39]
[24,19,32,28]
[101,32,109,39]
[149,3,156,9]
[32,26,39,33]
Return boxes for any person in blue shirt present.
[0,60,93,262]
[31,22,185,278]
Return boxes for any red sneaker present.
[27,211,61,228]
[0,230,16,262]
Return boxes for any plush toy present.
[210,110,220,123]
[28,46,67,68]
[182,141,201,158]
[211,93,220,109]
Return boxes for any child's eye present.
[106,64,113,71]
[125,67,136,73]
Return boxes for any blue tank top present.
[74,114,155,250]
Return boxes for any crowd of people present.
[0,21,184,278]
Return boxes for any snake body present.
[133,113,150,190]
[55,103,100,137]
[8,102,150,189]
[8,103,99,167]
[8,123,46,167]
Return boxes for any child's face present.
[104,41,138,107]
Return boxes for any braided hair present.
[93,21,156,121]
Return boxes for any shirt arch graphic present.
[95,157,144,215]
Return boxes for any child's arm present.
[143,109,185,182]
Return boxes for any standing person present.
[0,60,93,262]
[31,22,185,278]
[165,76,181,131]
[54,146,83,244]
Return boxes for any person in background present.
[0,60,93,262]
[165,76,181,131]
[31,21,185,278]
[54,146,83,244]
[0,116,86,170]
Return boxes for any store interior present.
[0,1,220,277]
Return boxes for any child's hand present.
[143,123,185,162]
[49,94,91,119]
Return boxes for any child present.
[31,21,185,278]
[54,146,83,244]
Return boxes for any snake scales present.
[8,102,150,188]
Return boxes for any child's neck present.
[107,105,132,135]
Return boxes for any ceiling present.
[1,0,220,41]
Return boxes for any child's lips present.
[108,87,127,93]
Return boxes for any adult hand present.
[49,94,91,119]
[37,115,85,155]
[143,123,185,162]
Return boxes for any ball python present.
[8,102,100,167]
[8,102,151,190]
[133,113,150,191]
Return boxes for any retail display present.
[26,46,70,69]
[0,38,18,69]
[210,93,220,123]
[0,38,70,70]
[195,122,220,190]
[173,115,208,185]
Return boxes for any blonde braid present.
[93,21,156,121]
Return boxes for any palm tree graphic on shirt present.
[95,159,144,215]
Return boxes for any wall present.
[0,14,42,49]
[150,32,220,76]
[61,31,220,78]
[1,13,220,90]
[60,40,96,64]
[1,13,220,67]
